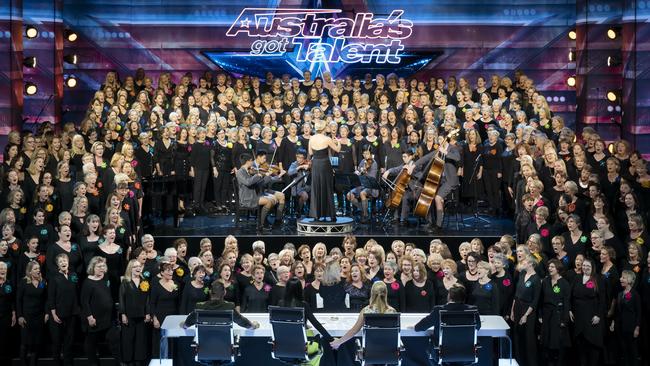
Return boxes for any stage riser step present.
[11,358,116,366]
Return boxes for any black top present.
[384,280,406,312]
[319,281,347,312]
[241,283,271,313]
[614,289,642,333]
[149,279,180,321]
[469,280,500,315]
[47,271,80,317]
[118,278,150,318]
[179,282,209,314]
[80,276,113,332]
[344,281,371,313]
[404,280,436,313]
[45,243,83,279]
[16,278,47,318]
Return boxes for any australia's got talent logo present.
[226,8,413,64]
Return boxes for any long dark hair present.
[281,277,304,307]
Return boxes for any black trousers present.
[50,316,77,366]
[513,310,537,366]
[617,331,638,366]
[121,317,150,363]
[575,334,601,366]
[482,169,501,211]
[192,169,209,207]
[84,329,108,366]
[213,171,232,206]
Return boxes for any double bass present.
[413,129,459,218]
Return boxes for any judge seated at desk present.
[414,284,481,339]
[182,281,260,330]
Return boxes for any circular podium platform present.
[296,217,354,235]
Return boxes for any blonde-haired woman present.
[119,259,151,364]
[330,281,396,349]
[308,119,341,221]
[16,260,48,366]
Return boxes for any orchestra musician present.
[235,152,286,233]
[382,131,461,232]
[347,145,379,223]
[287,148,311,218]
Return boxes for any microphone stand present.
[463,151,490,228]
[33,94,54,125]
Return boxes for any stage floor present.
[151,212,515,238]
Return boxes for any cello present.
[385,165,412,210]
[413,129,459,218]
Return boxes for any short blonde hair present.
[87,256,107,275]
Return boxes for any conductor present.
[308,120,341,222]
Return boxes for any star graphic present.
[240,18,251,28]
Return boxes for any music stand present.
[463,153,490,229]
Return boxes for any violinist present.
[235,152,286,233]
[287,149,311,218]
[347,145,379,223]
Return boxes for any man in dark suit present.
[414,284,481,340]
[183,281,260,329]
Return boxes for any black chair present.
[268,306,310,365]
[355,313,404,366]
[430,310,480,365]
[191,310,240,365]
[442,186,462,230]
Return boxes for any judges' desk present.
[159,313,511,365]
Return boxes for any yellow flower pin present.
[45,204,54,212]
[139,280,150,292]
[175,267,185,277]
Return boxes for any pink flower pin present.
[540,228,549,237]
[536,200,543,207]
[391,282,400,290]
[263,284,272,292]
[420,290,427,297]
[502,278,511,287]
[436,271,444,278]
[585,281,595,289]
[624,292,632,301]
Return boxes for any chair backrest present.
[362,313,401,365]
[437,310,479,364]
[195,310,235,363]
[268,306,308,362]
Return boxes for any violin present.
[257,162,281,176]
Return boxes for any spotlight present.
[607,53,622,67]
[23,56,37,68]
[65,75,78,88]
[25,26,38,39]
[566,76,576,87]
[606,90,619,103]
[568,49,575,62]
[63,54,78,65]
[64,29,78,42]
[568,29,577,40]
[607,27,620,40]
[24,82,38,95]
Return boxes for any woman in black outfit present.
[45,225,83,279]
[344,263,371,313]
[570,257,606,366]
[47,253,79,366]
[404,261,436,312]
[119,259,151,365]
[610,270,642,366]
[16,261,47,366]
[511,254,542,366]
[382,260,405,312]
[469,261,500,315]
[78,214,102,267]
[189,128,212,213]
[179,265,209,314]
[319,261,347,312]
[481,130,503,215]
[279,277,334,365]
[211,129,234,212]
[540,259,571,366]
[241,265,270,313]
[95,225,125,302]
[150,259,180,357]
[80,256,113,366]
[0,261,15,366]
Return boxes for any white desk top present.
[161,313,509,338]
